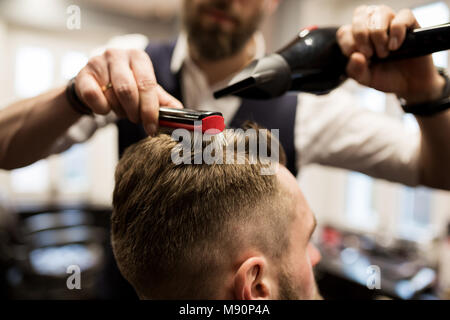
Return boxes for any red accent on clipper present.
[303,25,318,32]
[201,115,226,134]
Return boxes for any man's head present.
[111,128,321,300]
[182,0,279,60]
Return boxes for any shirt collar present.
[170,31,267,74]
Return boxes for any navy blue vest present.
[117,42,298,176]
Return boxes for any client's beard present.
[182,1,263,61]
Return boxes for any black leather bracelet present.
[65,77,93,116]
[400,68,450,117]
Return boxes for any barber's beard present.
[182,1,263,61]
[278,269,323,300]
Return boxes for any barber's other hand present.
[337,5,446,105]
[74,49,183,135]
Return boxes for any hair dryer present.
[214,23,450,100]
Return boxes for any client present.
[111,126,322,300]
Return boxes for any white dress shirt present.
[50,32,421,186]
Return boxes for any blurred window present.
[11,46,53,193]
[397,2,449,241]
[345,89,386,231]
[59,144,89,194]
[14,46,54,98]
[345,1,449,238]
[10,47,90,197]
[61,51,88,80]
[413,1,449,69]
[10,160,49,193]
[346,172,378,230]
[59,52,89,194]
[399,187,433,241]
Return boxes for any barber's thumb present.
[346,52,371,86]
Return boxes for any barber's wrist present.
[399,68,450,117]
[403,70,448,105]
[65,77,94,116]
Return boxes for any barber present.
[0,2,449,191]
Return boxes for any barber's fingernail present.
[389,37,398,50]
[146,124,157,136]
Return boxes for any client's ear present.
[233,257,274,300]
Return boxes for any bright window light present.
[413,2,449,28]
[345,88,385,229]
[396,2,449,241]
[59,144,89,194]
[59,52,90,194]
[61,51,88,80]
[10,160,49,193]
[345,172,378,230]
[11,46,54,194]
[413,2,449,68]
[398,187,433,241]
[14,46,53,98]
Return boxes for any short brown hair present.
[111,126,293,299]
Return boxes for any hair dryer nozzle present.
[214,53,292,100]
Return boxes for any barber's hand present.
[337,5,446,105]
[74,49,183,135]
